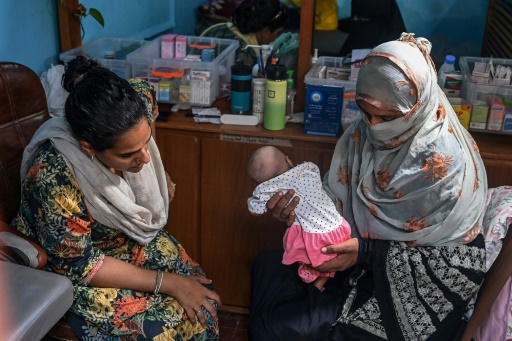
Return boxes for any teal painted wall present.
[397,0,489,65]
[81,0,175,43]
[0,0,60,77]
[0,0,176,76]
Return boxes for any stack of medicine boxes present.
[460,56,512,134]
[127,35,238,107]
[60,35,239,107]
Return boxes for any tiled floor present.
[218,311,249,341]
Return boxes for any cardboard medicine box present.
[469,101,489,130]
[304,85,344,137]
[304,57,357,136]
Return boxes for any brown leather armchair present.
[0,62,77,341]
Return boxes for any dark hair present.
[61,56,147,152]
[232,0,288,34]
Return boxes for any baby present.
[247,146,352,291]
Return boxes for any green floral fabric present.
[11,80,219,340]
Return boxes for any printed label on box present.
[487,103,505,131]
[304,85,344,136]
[469,103,489,130]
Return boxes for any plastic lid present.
[231,64,252,76]
[444,55,456,65]
[266,64,287,81]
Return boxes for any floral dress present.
[11,80,219,340]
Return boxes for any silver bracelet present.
[154,270,164,295]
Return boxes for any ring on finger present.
[195,309,203,315]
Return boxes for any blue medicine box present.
[304,84,344,137]
[303,56,356,137]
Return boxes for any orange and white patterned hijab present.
[326,33,487,246]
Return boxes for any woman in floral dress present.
[11,56,221,340]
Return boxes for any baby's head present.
[247,146,294,183]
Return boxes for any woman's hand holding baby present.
[315,238,359,273]
[266,190,300,226]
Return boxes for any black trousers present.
[248,250,355,341]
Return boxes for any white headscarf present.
[20,117,169,245]
[326,33,487,246]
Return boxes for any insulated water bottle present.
[264,64,287,130]
[231,65,252,115]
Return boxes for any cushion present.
[0,261,73,341]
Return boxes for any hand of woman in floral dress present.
[161,273,222,328]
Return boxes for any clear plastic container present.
[459,56,512,135]
[304,56,355,92]
[126,35,239,106]
[60,37,148,79]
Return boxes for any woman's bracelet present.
[154,269,164,295]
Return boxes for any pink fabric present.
[464,186,512,340]
[297,264,334,283]
[474,276,512,341]
[282,220,352,283]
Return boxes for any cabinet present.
[155,104,337,313]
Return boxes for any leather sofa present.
[0,62,74,341]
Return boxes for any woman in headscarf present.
[248,33,488,340]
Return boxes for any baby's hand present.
[313,277,329,292]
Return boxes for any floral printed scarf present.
[326,33,487,246]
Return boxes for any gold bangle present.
[154,270,163,295]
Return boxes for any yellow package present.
[452,104,472,130]
[285,0,338,31]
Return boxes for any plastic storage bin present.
[303,56,355,137]
[459,56,512,134]
[60,37,147,79]
[304,56,355,92]
[127,35,239,106]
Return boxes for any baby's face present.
[272,154,294,178]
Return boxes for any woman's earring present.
[91,155,95,161]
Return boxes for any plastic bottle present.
[264,64,287,130]
[286,70,296,115]
[252,78,266,123]
[438,55,456,88]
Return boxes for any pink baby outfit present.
[248,162,352,283]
